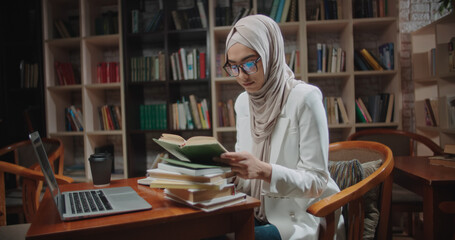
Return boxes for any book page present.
[153,138,191,162]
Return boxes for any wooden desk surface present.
[26,177,260,240]
[393,156,455,240]
[394,156,455,185]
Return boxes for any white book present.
[189,94,202,129]
[196,0,208,28]
[177,102,187,130]
[331,46,337,73]
[336,47,342,72]
[165,191,246,212]
[157,162,231,176]
[187,52,194,79]
[179,48,188,80]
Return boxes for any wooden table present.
[393,156,455,240]
[26,177,260,240]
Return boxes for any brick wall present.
[398,0,449,131]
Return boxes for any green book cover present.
[153,134,228,165]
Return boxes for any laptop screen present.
[29,131,64,218]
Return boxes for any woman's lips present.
[242,81,254,87]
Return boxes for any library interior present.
[0,0,454,240]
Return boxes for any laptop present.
[29,131,152,221]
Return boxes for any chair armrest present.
[0,161,73,184]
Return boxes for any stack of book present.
[355,93,394,123]
[324,97,349,124]
[65,105,84,131]
[316,44,346,73]
[138,134,245,212]
[170,95,211,130]
[169,48,206,81]
[354,44,394,71]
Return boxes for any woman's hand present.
[217,151,272,183]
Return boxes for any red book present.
[104,105,115,130]
[115,62,120,82]
[101,62,107,83]
[66,62,76,85]
[199,52,206,79]
[55,62,65,85]
[106,62,111,83]
[97,63,102,83]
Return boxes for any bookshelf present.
[210,0,401,148]
[0,0,45,146]
[42,0,126,182]
[121,0,211,177]
[411,11,455,155]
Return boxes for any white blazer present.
[234,83,345,240]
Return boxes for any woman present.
[218,15,344,240]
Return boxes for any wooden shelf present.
[412,11,455,155]
[43,0,127,181]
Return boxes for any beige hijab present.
[226,14,301,222]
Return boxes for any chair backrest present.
[0,137,67,226]
[347,128,444,156]
[307,141,394,240]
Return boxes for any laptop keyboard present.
[68,190,113,214]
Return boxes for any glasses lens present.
[229,65,240,76]
[242,61,256,74]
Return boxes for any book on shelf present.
[197,0,208,28]
[424,98,438,127]
[357,97,373,123]
[217,99,236,127]
[337,97,349,124]
[316,43,345,73]
[65,105,84,131]
[170,96,209,130]
[95,8,119,35]
[55,61,78,85]
[378,42,394,70]
[19,60,39,88]
[355,99,368,123]
[99,105,122,130]
[97,62,120,83]
[140,103,167,130]
[354,50,372,71]
[153,133,228,165]
[359,49,384,71]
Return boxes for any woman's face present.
[226,43,264,93]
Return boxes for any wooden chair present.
[347,128,444,237]
[0,161,73,240]
[307,141,394,240]
[0,137,67,225]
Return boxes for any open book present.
[153,133,228,165]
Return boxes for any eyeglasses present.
[223,56,261,77]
